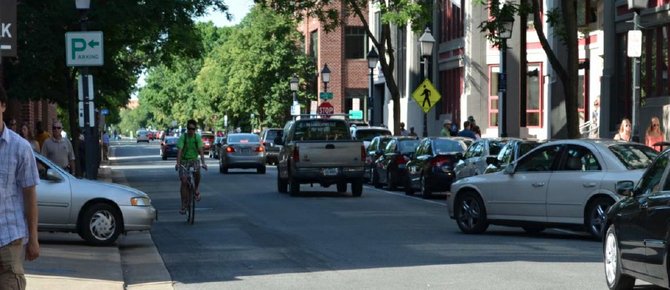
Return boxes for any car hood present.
[69,177,150,205]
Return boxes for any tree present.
[255,0,432,135]
[477,0,579,138]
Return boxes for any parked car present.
[449,136,474,148]
[404,137,468,198]
[219,133,266,174]
[604,149,670,290]
[210,136,225,159]
[201,132,215,154]
[483,139,543,174]
[160,136,179,160]
[448,140,659,238]
[454,138,510,180]
[136,130,150,143]
[261,128,283,165]
[35,153,156,246]
[352,126,392,148]
[364,136,395,182]
[371,136,420,190]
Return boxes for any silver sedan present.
[36,154,156,246]
[447,139,658,239]
[219,133,266,174]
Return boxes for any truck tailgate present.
[294,141,363,168]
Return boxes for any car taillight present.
[256,146,265,152]
[292,147,300,162]
[226,146,235,153]
[395,155,410,165]
[431,156,452,172]
[361,145,366,161]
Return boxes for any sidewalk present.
[25,164,173,290]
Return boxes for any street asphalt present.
[24,158,173,289]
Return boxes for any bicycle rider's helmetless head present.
[187,119,197,136]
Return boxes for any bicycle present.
[178,164,205,225]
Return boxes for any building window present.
[310,30,318,63]
[488,65,543,128]
[345,27,366,59]
[526,64,543,127]
[577,0,597,27]
[441,0,464,42]
[440,67,463,122]
[345,89,367,114]
[640,24,670,99]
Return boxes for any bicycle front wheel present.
[188,185,196,225]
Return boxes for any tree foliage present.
[254,0,433,135]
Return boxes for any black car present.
[404,137,467,198]
[372,136,420,190]
[160,136,179,160]
[483,139,543,174]
[364,136,395,182]
[604,150,670,290]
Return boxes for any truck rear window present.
[295,121,350,141]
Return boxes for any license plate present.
[242,148,251,154]
[322,168,338,176]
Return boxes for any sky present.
[132,0,254,99]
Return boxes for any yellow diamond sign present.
[412,79,441,113]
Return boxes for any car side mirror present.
[273,136,283,146]
[486,156,499,166]
[46,169,63,182]
[616,180,635,197]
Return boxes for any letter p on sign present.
[71,38,86,59]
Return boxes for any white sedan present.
[36,154,156,245]
[447,139,658,238]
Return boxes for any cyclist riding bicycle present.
[175,119,207,214]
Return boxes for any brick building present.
[297,2,371,117]
[5,99,57,136]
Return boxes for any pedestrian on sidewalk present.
[41,120,76,173]
[0,86,40,290]
[19,122,40,152]
[35,121,50,150]
[101,131,110,161]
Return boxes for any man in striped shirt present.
[0,86,40,290]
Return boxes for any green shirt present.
[440,127,451,137]
[177,133,203,161]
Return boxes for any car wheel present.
[277,173,288,193]
[604,225,635,290]
[351,179,363,197]
[257,166,266,174]
[586,197,614,239]
[78,203,122,246]
[372,169,382,188]
[404,176,414,196]
[421,176,432,199]
[454,191,489,234]
[522,226,545,234]
[336,182,347,192]
[289,177,300,196]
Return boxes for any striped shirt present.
[0,124,40,247]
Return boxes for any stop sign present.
[317,102,334,118]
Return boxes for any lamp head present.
[367,48,379,69]
[418,27,435,58]
[496,14,515,39]
[290,74,299,92]
[321,64,331,84]
[75,0,91,9]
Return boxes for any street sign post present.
[0,0,17,57]
[348,110,363,120]
[319,92,333,100]
[66,31,104,66]
[317,102,334,118]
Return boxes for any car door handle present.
[532,182,545,187]
[582,183,597,188]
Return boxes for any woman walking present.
[645,116,665,151]
[614,118,633,142]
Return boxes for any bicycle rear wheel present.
[187,184,195,225]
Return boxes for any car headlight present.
[130,197,151,206]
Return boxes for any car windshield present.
[228,134,260,143]
[609,144,659,170]
[356,129,391,142]
[398,140,419,153]
[434,139,465,154]
[166,138,178,145]
[265,130,282,141]
[294,121,350,141]
[489,140,507,156]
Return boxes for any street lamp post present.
[419,27,435,137]
[628,0,648,142]
[321,64,331,93]
[367,48,379,126]
[76,0,97,179]
[290,74,299,119]
[496,13,514,138]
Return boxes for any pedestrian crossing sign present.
[411,79,441,113]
